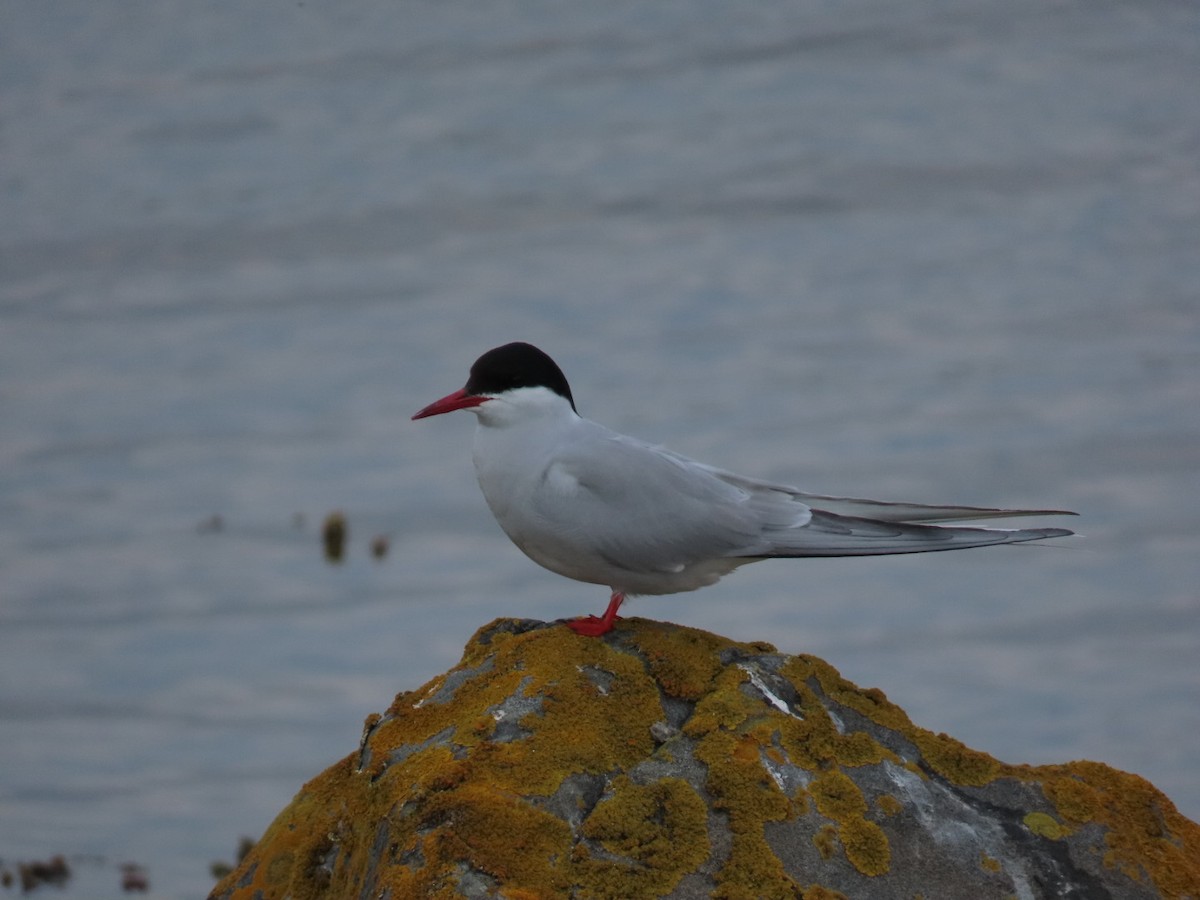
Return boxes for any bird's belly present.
[498,516,750,595]
[495,519,615,587]
[474,439,752,595]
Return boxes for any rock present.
[209,618,1200,899]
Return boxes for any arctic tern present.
[413,342,1076,636]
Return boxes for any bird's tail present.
[790,490,1077,524]
[760,510,1074,558]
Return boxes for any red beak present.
[412,388,490,420]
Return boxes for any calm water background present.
[2,2,1198,896]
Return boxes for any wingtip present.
[1007,525,1075,540]
[1000,508,1078,519]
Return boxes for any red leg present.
[565,591,625,637]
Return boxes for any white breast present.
[468,391,759,595]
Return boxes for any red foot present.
[565,591,625,637]
[565,615,620,637]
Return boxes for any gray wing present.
[539,427,1074,570]
[536,428,810,574]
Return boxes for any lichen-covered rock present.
[209,618,1200,899]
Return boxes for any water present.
[2,1,1198,896]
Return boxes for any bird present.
[413,342,1076,636]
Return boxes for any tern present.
[413,342,1076,636]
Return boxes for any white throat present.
[472,385,577,430]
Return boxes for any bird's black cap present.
[464,342,577,412]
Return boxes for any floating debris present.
[370,535,390,560]
[15,855,71,892]
[120,862,149,893]
[322,512,347,563]
[197,514,224,534]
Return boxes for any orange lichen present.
[1042,771,1101,824]
[835,729,891,768]
[1035,762,1200,899]
[778,637,1199,894]
[876,793,903,817]
[213,621,670,898]
[802,886,849,900]
[693,727,796,898]
[626,620,730,700]
[810,770,867,821]
[770,713,836,771]
[913,730,1001,786]
[838,816,890,877]
[798,657,914,736]
[683,666,761,737]
[1024,811,1067,840]
[575,776,709,897]
[813,824,838,859]
[366,624,661,799]
[402,783,573,894]
[809,770,891,876]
